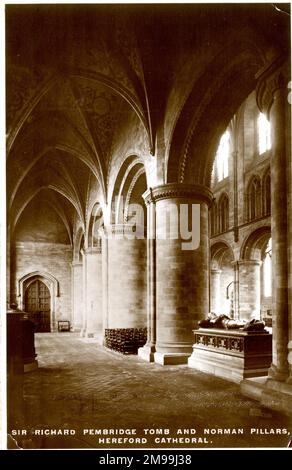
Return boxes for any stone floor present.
[8,333,292,449]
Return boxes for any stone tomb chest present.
[188,328,272,383]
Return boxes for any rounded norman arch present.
[240,226,271,261]
[110,154,147,226]
[86,202,103,250]
[166,34,272,186]
[211,240,235,270]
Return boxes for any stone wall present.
[107,229,147,328]
[12,242,72,325]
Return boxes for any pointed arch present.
[18,271,60,331]
[109,154,147,225]
[218,193,230,233]
[240,226,271,261]
[246,175,262,221]
[73,226,85,262]
[263,168,271,216]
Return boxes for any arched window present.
[263,170,271,216]
[263,238,272,297]
[218,194,229,233]
[210,201,218,236]
[212,130,230,183]
[258,112,271,155]
[247,176,261,221]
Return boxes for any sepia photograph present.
[3,1,292,452]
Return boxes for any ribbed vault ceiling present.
[6,4,289,239]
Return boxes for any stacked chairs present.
[104,328,147,354]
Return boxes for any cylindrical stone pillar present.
[269,86,290,380]
[238,260,262,321]
[287,77,292,385]
[80,249,87,337]
[71,261,83,331]
[210,269,222,314]
[106,224,147,328]
[84,247,103,339]
[101,235,109,332]
[257,61,290,381]
[143,183,212,365]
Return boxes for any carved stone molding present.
[71,261,83,267]
[103,224,145,237]
[256,56,290,117]
[236,259,263,267]
[193,328,272,356]
[84,246,102,255]
[194,331,244,353]
[143,183,213,207]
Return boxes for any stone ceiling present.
[6,4,289,241]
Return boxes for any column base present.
[96,333,104,346]
[138,345,156,362]
[24,359,38,373]
[268,363,289,382]
[240,377,292,417]
[84,331,95,338]
[83,330,103,340]
[154,351,190,365]
[71,325,82,332]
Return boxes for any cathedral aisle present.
[9,333,291,449]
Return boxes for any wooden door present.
[25,280,51,332]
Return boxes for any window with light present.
[213,130,230,182]
[258,112,271,155]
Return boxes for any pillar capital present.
[256,56,290,117]
[236,259,263,267]
[211,268,222,275]
[103,223,145,238]
[71,260,83,267]
[83,246,102,255]
[143,183,213,207]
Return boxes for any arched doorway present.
[25,280,51,332]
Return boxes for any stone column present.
[83,247,103,339]
[210,269,221,314]
[141,183,212,366]
[138,195,156,362]
[233,261,240,320]
[106,224,147,329]
[257,58,290,381]
[80,249,87,337]
[287,71,292,385]
[7,227,11,308]
[101,235,109,333]
[71,261,83,331]
[237,260,262,321]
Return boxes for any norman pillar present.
[210,268,222,314]
[138,197,156,362]
[71,260,83,331]
[84,246,103,339]
[141,183,212,365]
[106,224,147,329]
[257,58,290,381]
